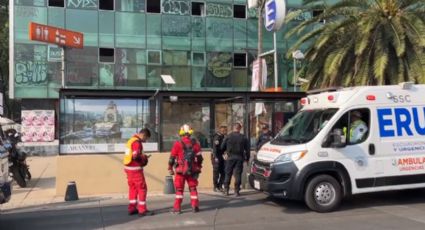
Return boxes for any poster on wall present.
[21,110,55,142]
[61,99,158,154]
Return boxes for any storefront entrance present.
[60,89,305,153]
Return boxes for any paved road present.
[2,189,425,230]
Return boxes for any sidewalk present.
[0,156,244,212]
[1,156,62,210]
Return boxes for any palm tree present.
[285,0,425,89]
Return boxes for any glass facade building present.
[10,0,308,153]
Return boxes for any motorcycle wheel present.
[26,167,32,181]
[11,166,27,188]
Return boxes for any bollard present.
[65,181,79,201]
[164,176,175,194]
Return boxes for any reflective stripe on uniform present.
[129,200,137,204]
[190,196,198,199]
[175,195,183,199]
[138,201,146,205]
[124,166,143,171]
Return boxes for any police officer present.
[221,123,249,197]
[212,125,227,192]
[256,124,273,151]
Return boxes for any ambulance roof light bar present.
[399,82,414,90]
[307,87,342,95]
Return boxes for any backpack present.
[177,139,200,175]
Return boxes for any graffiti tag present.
[67,0,98,9]
[206,3,233,18]
[15,6,39,18]
[162,0,190,15]
[163,16,191,36]
[15,61,48,85]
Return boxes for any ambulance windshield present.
[271,108,338,145]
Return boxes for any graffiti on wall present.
[15,61,48,85]
[162,16,191,36]
[67,0,98,9]
[208,21,233,38]
[162,0,190,15]
[206,3,233,18]
[15,6,40,18]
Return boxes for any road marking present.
[374,205,425,224]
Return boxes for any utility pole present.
[257,0,265,91]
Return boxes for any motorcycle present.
[3,129,31,188]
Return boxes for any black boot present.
[234,190,241,197]
[192,206,200,213]
[138,210,154,217]
[223,188,230,196]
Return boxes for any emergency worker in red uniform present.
[168,124,203,214]
[123,128,154,217]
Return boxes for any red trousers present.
[125,169,147,213]
[173,174,199,211]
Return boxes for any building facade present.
[10,0,309,153]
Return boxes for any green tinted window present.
[192,17,205,51]
[206,18,233,51]
[206,52,233,90]
[14,6,47,43]
[66,47,98,87]
[116,0,145,12]
[162,15,191,50]
[234,19,247,50]
[115,12,146,48]
[99,11,115,47]
[48,7,64,28]
[15,0,46,6]
[146,14,162,49]
[65,9,98,46]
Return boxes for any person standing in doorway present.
[212,124,227,192]
[221,123,249,197]
[123,128,154,217]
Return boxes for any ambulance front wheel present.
[304,174,342,213]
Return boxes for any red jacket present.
[168,136,203,174]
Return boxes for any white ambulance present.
[0,144,11,204]
[249,83,425,212]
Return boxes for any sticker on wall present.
[21,110,55,142]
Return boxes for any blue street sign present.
[264,0,287,32]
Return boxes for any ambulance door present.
[323,108,375,192]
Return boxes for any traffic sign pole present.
[62,47,66,88]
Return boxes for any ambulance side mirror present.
[322,129,346,148]
[330,129,346,148]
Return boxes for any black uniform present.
[212,132,226,190]
[256,131,273,151]
[221,132,249,193]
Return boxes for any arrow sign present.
[73,36,81,45]
[29,22,84,49]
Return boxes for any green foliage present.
[0,0,8,88]
[285,0,425,89]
